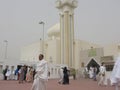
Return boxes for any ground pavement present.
[0,78,114,90]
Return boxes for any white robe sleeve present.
[110,58,120,84]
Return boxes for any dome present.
[47,23,60,38]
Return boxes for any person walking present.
[26,66,34,83]
[110,54,120,90]
[89,66,94,79]
[18,66,25,83]
[3,65,9,80]
[98,62,106,86]
[93,66,97,81]
[58,67,63,84]
[62,67,69,85]
[31,54,48,90]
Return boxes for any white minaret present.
[56,0,78,67]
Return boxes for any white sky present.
[0,0,120,60]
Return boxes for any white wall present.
[45,39,60,64]
[20,42,40,62]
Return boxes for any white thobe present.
[58,68,63,83]
[89,67,93,79]
[98,65,107,85]
[32,59,48,90]
[110,57,120,85]
[99,66,106,74]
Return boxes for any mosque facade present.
[20,0,119,78]
[0,0,119,79]
[20,22,119,78]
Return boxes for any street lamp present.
[39,21,45,54]
[4,40,8,59]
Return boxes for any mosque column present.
[56,0,78,67]
[60,13,64,64]
[67,13,75,67]
[69,13,74,67]
[63,11,70,65]
[71,14,75,67]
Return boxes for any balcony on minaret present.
[56,0,78,9]
[55,0,62,8]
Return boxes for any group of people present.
[2,53,120,90]
[83,63,107,85]
[31,53,120,90]
[2,64,36,84]
[83,54,120,90]
[58,66,70,85]
[18,65,35,83]
[83,66,98,80]
[3,66,17,80]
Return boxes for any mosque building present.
[0,0,119,79]
[20,22,119,78]
[20,0,119,78]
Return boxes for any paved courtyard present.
[0,78,114,90]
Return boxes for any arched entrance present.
[87,58,100,74]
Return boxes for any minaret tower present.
[56,0,78,67]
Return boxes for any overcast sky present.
[0,0,120,60]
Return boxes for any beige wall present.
[103,44,118,58]
[80,48,104,66]
[20,42,40,61]
[20,39,102,69]
[20,39,60,64]
[20,39,120,70]
[74,40,103,69]
[45,39,60,64]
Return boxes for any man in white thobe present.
[98,63,107,86]
[58,67,63,84]
[110,55,120,90]
[89,66,93,79]
[31,54,48,90]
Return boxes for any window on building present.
[105,64,114,71]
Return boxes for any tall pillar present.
[56,0,78,67]
[60,13,64,64]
